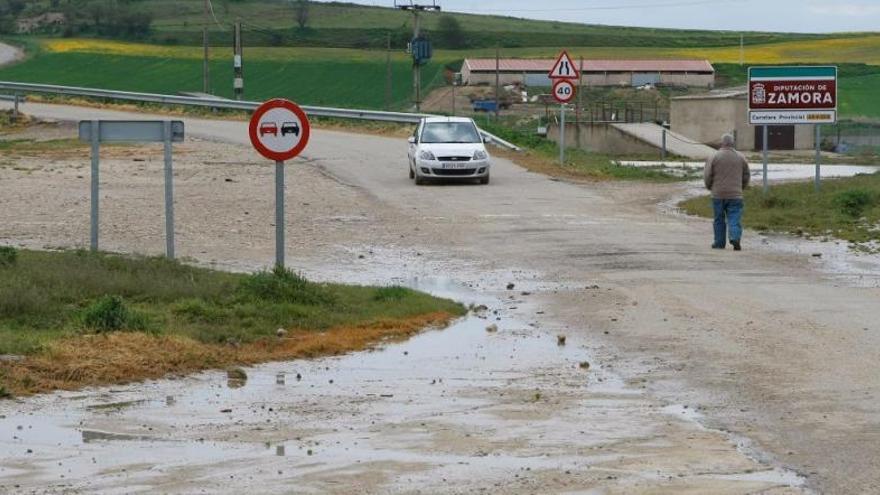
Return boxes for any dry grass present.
[1,311,455,396]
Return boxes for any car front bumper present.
[416,159,490,178]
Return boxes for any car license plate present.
[442,162,469,169]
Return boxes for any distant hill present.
[7,0,843,49]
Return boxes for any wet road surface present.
[2,101,880,494]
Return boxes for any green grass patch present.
[0,249,465,356]
[479,121,685,182]
[679,173,880,244]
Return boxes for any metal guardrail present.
[0,81,520,151]
[0,93,25,102]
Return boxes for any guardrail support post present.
[12,93,19,122]
[163,121,176,259]
[275,160,285,269]
[90,120,100,251]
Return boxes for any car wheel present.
[479,173,490,185]
[415,173,426,186]
[409,165,415,179]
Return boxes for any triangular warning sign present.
[548,50,579,80]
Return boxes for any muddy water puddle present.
[0,279,807,493]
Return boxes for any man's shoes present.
[711,244,725,249]
[731,240,742,251]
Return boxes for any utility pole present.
[494,46,500,121]
[203,0,210,93]
[396,1,440,112]
[233,21,243,100]
[385,32,392,110]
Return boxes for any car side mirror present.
[408,136,416,144]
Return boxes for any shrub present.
[237,266,335,306]
[834,189,876,217]
[0,246,16,268]
[80,295,147,333]
[0,385,10,399]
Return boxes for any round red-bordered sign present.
[249,99,311,162]
[552,79,576,104]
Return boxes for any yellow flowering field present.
[42,39,413,63]
[459,36,880,65]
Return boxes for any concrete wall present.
[671,96,816,151]
[464,71,714,88]
[464,73,526,86]
[671,97,743,148]
[547,123,660,155]
[660,73,714,88]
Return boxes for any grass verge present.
[481,122,689,182]
[679,173,880,246]
[0,249,465,396]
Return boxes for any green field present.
[840,74,880,119]
[24,0,832,50]
[4,36,880,116]
[0,41,449,109]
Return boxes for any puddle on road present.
[0,278,807,493]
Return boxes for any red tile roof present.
[464,58,714,73]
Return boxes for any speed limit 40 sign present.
[552,79,576,104]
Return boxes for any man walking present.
[704,133,750,250]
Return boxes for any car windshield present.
[420,122,482,144]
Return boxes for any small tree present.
[294,0,309,30]
[435,15,466,49]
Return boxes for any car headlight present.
[419,150,436,161]
[473,150,488,161]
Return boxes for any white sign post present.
[549,51,580,165]
[248,99,311,269]
[78,120,185,258]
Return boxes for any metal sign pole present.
[275,160,285,268]
[559,104,566,164]
[661,128,667,162]
[815,125,822,192]
[762,124,769,195]
[163,121,176,259]
[90,120,100,251]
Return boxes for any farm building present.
[460,58,715,88]
[670,88,816,151]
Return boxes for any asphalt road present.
[2,101,880,494]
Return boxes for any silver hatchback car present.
[407,117,491,185]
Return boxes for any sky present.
[320,0,880,33]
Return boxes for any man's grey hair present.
[721,133,736,148]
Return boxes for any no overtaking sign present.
[248,98,311,268]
